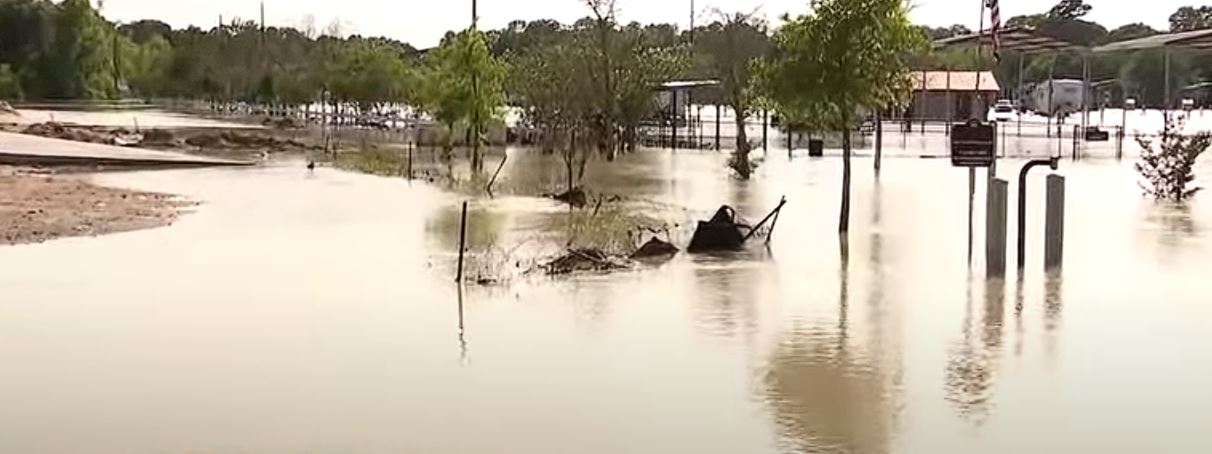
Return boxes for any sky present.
[99,0,1189,48]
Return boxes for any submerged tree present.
[756,0,925,244]
[1136,118,1212,201]
[419,28,507,170]
[693,12,771,179]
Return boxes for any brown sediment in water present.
[0,167,193,246]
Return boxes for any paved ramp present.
[0,131,253,167]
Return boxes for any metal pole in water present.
[968,168,976,266]
[456,201,468,283]
[1018,157,1059,272]
[714,104,721,150]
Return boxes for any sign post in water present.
[950,120,997,167]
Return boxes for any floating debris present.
[630,236,679,259]
[688,198,787,253]
[541,248,632,275]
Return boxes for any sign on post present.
[951,120,996,167]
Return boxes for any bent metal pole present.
[1017,157,1059,272]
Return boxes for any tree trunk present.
[732,107,752,179]
[874,110,883,174]
[839,126,852,237]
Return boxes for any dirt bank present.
[0,122,319,159]
[0,167,193,246]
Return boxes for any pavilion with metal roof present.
[933,26,1091,134]
[1093,29,1212,110]
[934,26,1088,54]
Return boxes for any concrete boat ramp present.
[0,131,253,168]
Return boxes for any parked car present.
[992,99,1016,121]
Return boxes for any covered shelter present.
[907,71,1000,121]
[652,79,720,150]
[1093,29,1212,110]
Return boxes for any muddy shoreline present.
[0,166,193,246]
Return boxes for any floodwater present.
[2,137,1212,453]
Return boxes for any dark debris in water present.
[541,248,633,275]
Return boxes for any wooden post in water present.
[1044,175,1066,271]
[456,201,468,283]
[986,178,1009,278]
[874,110,883,173]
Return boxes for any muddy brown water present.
[1,143,1211,454]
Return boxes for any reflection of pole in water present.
[945,276,1007,425]
[1043,271,1064,368]
[967,168,975,266]
[457,285,468,364]
[1013,275,1025,357]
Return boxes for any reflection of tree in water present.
[763,324,895,454]
[429,203,510,277]
[944,279,1006,425]
[691,180,760,338]
[761,232,898,454]
[1146,202,1198,255]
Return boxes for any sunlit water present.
[2,138,1211,453]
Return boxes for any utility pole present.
[689,0,695,43]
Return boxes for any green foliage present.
[0,64,22,99]
[756,0,926,131]
[418,28,507,168]
[328,40,414,109]
[1047,0,1092,20]
[693,13,771,178]
[1170,6,1212,32]
[1136,118,1212,201]
[122,35,173,99]
[43,0,119,99]
[756,0,925,236]
[1107,23,1161,42]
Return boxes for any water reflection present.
[1145,202,1199,259]
[457,285,468,364]
[763,323,895,454]
[691,180,761,338]
[945,278,1007,424]
[1043,272,1064,367]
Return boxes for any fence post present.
[986,178,1009,278]
[1045,175,1066,271]
[456,201,468,283]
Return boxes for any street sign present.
[951,120,996,167]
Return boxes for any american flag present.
[986,0,1002,61]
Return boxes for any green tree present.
[1047,0,1092,20]
[693,13,771,179]
[1170,6,1212,32]
[756,0,926,243]
[419,28,507,171]
[43,0,118,99]
[122,35,173,99]
[1107,23,1160,42]
[0,63,22,99]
